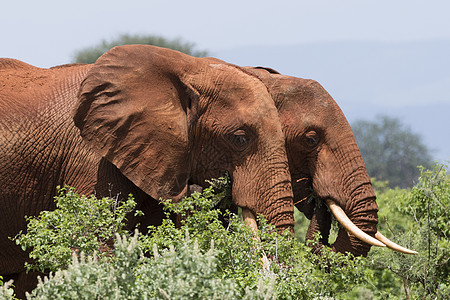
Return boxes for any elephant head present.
[245,67,416,256]
[73,45,294,232]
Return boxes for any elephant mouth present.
[325,199,418,255]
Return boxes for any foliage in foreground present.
[0,276,16,300]
[14,177,366,299]
[366,164,449,299]
[26,233,261,300]
[346,163,449,299]
[13,187,139,272]
[11,164,449,299]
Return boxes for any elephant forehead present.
[210,85,276,119]
[279,91,341,124]
[237,96,281,127]
[208,65,271,100]
[203,101,282,139]
[285,113,318,130]
[274,77,333,108]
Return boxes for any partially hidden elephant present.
[0,45,294,297]
[245,67,417,257]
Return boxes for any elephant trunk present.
[330,192,379,256]
[330,167,380,257]
[305,139,417,256]
[331,145,383,254]
[327,196,418,255]
[308,137,380,256]
[258,158,295,233]
[302,180,380,257]
[266,192,296,234]
[232,149,295,234]
[249,176,294,234]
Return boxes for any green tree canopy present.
[73,34,209,64]
[352,115,433,188]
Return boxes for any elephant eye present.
[304,131,320,148]
[230,129,250,149]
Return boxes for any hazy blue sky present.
[2,0,450,67]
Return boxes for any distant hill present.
[216,40,450,162]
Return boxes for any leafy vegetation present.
[13,177,367,299]
[366,164,449,299]
[26,234,256,300]
[293,163,449,299]
[14,187,139,273]
[8,164,449,299]
[73,34,209,64]
[0,276,16,300]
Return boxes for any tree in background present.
[352,115,433,188]
[73,34,209,64]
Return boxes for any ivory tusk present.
[242,208,258,233]
[375,231,418,255]
[242,208,271,270]
[325,199,386,247]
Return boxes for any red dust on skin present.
[0,46,295,297]
[244,66,416,257]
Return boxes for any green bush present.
[15,178,368,299]
[352,163,450,299]
[141,179,368,299]
[14,186,139,272]
[15,165,448,299]
[0,276,16,300]
[27,232,278,300]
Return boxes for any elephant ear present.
[253,66,280,74]
[74,45,196,201]
[243,67,281,90]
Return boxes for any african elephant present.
[0,45,294,297]
[245,67,416,257]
